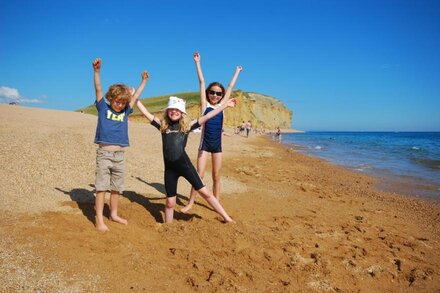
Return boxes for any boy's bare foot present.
[96,222,110,232]
[110,215,128,225]
[180,204,193,213]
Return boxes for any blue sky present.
[1,0,439,131]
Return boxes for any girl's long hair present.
[160,110,192,133]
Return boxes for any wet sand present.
[1,105,439,292]
[373,172,440,204]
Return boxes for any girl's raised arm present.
[224,65,243,101]
[198,98,237,125]
[136,100,160,124]
[92,58,104,102]
[130,71,149,108]
[194,52,207,113]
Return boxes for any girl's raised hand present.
[236,65,243,72]
[226,98,237,108]
[193,51,201,62]
[93,58,102,71]
[141,71,149,81]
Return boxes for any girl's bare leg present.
[95,191,109,232]
[211,152,222,200]
[109,190,127,225]
[181,151,208,213]
[165,196,177,223]
[181,187,197,213]
[197,187,234,223]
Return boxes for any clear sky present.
[1,0,439,131]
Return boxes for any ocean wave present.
[353,164,372,172]
[286,143,308,151]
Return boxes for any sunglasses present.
[208,90,223,97]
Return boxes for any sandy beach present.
[1,104,439,292]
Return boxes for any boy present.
[92,57,148,232]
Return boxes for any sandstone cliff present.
[185,91,292,129]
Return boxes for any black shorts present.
[199,138,222,153]
[164,154,205,197]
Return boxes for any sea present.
[276,132,440,200]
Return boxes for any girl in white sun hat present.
[136,96,237,223]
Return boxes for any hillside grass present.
[77,92,201,116]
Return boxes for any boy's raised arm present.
[93,58,104,102]
[130,71,149,108]
[224,65,243,101]
[136,100,160,124]
[194,52,207,113]
[198,98,237,125]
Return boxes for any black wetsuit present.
[151,120,204,197]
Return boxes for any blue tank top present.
[202,103,223,143]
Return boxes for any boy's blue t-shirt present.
[94,98,133,146]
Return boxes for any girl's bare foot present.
[225,218,236,224]
[96,221,110,232]
[180,203,193,213]
[215,216,236,224]
[110,215,128,225]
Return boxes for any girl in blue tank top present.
[181,51,242,213]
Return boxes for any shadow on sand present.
[131,176,203,222]
[55,185,110,225]
[134,176,213,211]
[56,177,209,225]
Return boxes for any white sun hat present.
[166,96,186,113]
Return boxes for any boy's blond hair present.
[160,110,192,133]
[105,84,132,103]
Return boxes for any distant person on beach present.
[240,121,246,136]
[234,126,240,135]
[276,127,282,143]
[136,96,236,223]
[92,58,148,232]
[181,51,242,213]
[245,120,252,138]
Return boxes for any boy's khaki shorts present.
[95,148,125,193]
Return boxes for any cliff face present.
[186,91,292,129]
[114,90,292,129]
